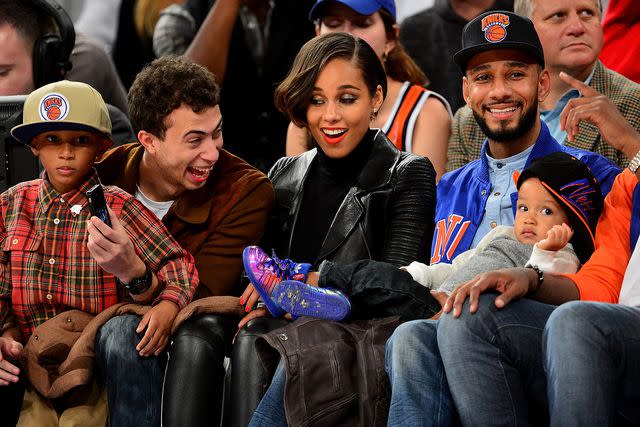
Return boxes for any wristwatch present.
[628,150,640,174]
[117,265,152,295]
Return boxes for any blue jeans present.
[544,301,640,426]
[95,315,165,427]
[248,362,287,427]
[385,319,454,427]
[437,293,555,426]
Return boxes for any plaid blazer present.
[447,61,640,170]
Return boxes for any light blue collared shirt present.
[471,144,534,248]
[541,66,596,145]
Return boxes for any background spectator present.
[113,0,181,89]
[0,0,133,144]
[153,0,316,172]
[52,0,87,20]
[600,0,640,83]
[68,32,129,114]
[400,0,514,113]
[75,0,123,54]
[395,0,432,23]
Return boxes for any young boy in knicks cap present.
[0,80,198,426]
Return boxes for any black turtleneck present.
[289,132,375,265]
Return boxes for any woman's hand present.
[239,283,261,314]
[237,306,270,330]
[237,306,293,330]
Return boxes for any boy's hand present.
[537,224,573,252]
[135,300,179,357]
[87,206,147,283]
[0,337,23,386]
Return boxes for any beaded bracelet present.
[526,265,544,294]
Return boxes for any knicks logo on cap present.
[481,13,510,43]
[39,93,70,122]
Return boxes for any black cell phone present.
[86,184,112,227]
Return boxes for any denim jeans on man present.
[544,301,640,426]
[437,293,555,426]
[384,319,455,427]
[95,314,165,427]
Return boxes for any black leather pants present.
[0,374,25,427]
[228,317,288,427]
[162,314,236,427]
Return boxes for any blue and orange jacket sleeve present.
[563,169,636,302]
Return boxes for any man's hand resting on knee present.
[442,268,536,317]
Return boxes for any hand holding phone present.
[86,184,112,227]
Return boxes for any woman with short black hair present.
[239,32,437,426]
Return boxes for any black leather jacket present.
[265,130,436,267]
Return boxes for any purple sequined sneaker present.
[242,246,312,317]
[272,280,351,321]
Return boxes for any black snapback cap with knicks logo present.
[454,10,545,71]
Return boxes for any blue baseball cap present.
[309,0,396,22]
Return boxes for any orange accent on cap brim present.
[540,181,595,247]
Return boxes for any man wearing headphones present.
[0,0,133,144]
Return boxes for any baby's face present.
[514,177,570,245]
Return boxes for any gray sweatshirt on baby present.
[404,226,579,295]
